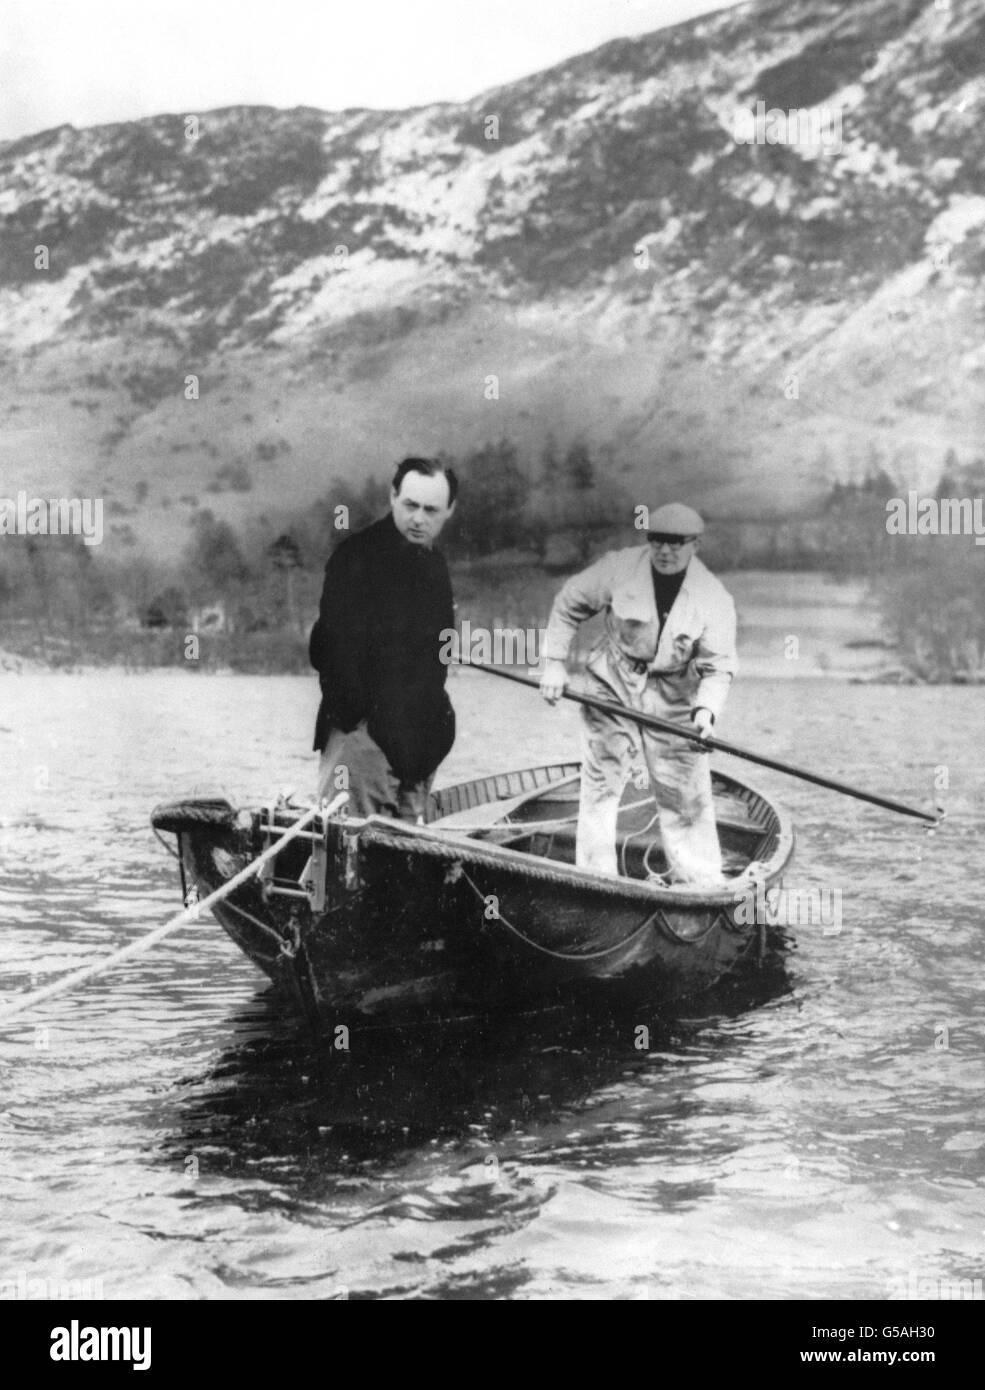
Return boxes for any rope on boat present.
[459,868,662,962]
[361,822,741,908]
[215,895,301,957]
[0,794,348,1025]
[150,798,238,833]
[619,809,662,880]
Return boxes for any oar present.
[458,661,941,826]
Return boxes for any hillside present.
[1,0,984,555]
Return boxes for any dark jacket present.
[309,513,456,783]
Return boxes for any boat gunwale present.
[151,761,795,911]
[353,759,794,909]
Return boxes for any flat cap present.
[646,502,705,536]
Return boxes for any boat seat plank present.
[430,773,580,830]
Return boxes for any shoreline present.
[0,570,945,682]
[0,650,940,683]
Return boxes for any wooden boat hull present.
[152,763,794,1022]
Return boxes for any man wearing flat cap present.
[539,503,737,886]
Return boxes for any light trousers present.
[316,722,431,822]
[576,667,725,887]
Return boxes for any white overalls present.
[542,548,737,886]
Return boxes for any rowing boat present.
[150,763,794,1023]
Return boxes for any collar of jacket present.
[615,549,712,621]
[371,511,439,559]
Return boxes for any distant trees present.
[822,460,899,575]
[538,432,559,491]
[299,474,391,558]
[531,434,626,565]
[935,450,985,501]
[0,534,116,660]
[536,433,595,497]
[563,438,594,494]
[452,438,531,555]
[184,511,250,599]
[141,585,187,629]
[878,543,985,682]
[267,533,303,632]
[870,447,985,680]
[434,432,628,565]
[6,439,981,679]
[562,439,600,563]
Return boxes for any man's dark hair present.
[391,456,458,506]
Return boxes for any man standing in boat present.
[309,457,458,821]
[539,502,737,886]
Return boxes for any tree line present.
[0,442,982,679]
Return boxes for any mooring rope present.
[361,821,725,906]
[459,867,662,962]
[0,793,348,1024]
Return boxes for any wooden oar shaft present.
[461,662,938,825]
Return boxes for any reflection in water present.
[150,965,795,1299]
[167,955,793,1184]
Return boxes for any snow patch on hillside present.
[926,195,985,247]
[0,268,89,349]
[267,251,428,337]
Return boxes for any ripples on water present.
[0,672,982,1299]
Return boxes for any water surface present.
[0,671,982,1299]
